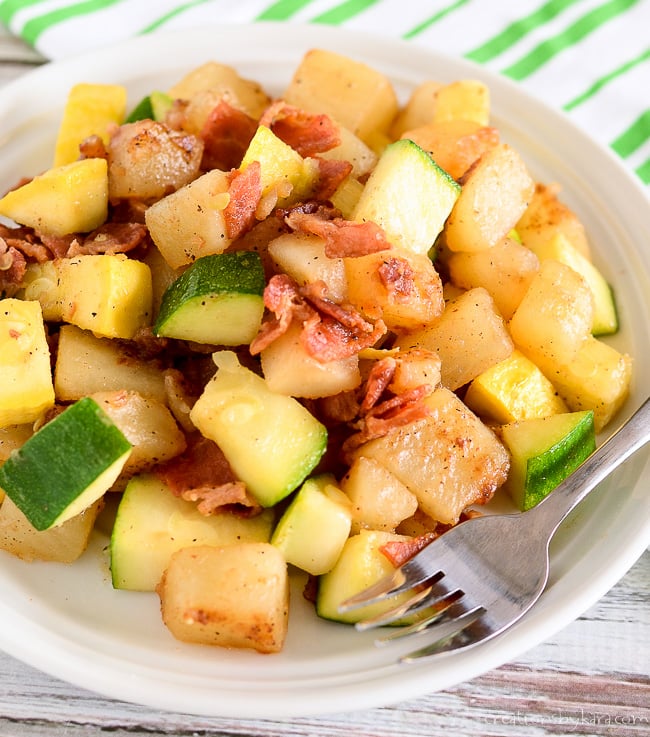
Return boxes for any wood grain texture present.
[0,23,648,737]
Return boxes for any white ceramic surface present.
[0,22,648,720]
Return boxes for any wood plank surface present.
[0,22,648,737]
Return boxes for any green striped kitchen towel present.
[1,0,648,187]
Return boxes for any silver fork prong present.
[354,580,441,632]
[396,605,487,660]
[338,566,443,613]
[400,611,488,662]
[374,592,466,645]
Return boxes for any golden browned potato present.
[394,287,514,390]
[0,497,103,563]
[444,143,535,252]
[158,543,289,653]
[353,387,510,525]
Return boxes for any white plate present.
[0,22,648,720]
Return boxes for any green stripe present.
[20,0,124,46]
[502,0,640,81]
[403,0,471,40]
[256,0,316,20]
[564,47,650,110]
[139,0,213,33]
[0,0,50,25]
[634,156,650,185]
[466,0,582,63]
[312,0,381,24]
[611,109,650,157]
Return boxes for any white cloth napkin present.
[1,0,648,189]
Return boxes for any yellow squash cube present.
[464,349,568,423]
[57,254,152,339]
[240,125,318,203]
[0,299,54,428]
[54,83,127,167]
[0,158,108,237]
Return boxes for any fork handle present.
[530,398,650,534]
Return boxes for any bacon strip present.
[200,99,258,171]
[67,222,148,256]
[379,532,439,567]
[285,206,391,258]
[313,158,353,201]
[224,160,262,240]
[0,237,26,290]
[154,433,261,517]
[259,101,341,157]
[250,274,386,362]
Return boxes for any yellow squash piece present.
[20,254,152,340]
[54,82,127,167]
[239,125,318,204]
[464,349,568,423]
[0,299,55,428]
[0,158,108,237]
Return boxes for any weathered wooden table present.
[0,23,648,737]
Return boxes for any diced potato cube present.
[54,325,166,404]
[341,456,417,533]
[90,391,186,488]
[444,144,534,252]
[0,496,102,563]
[261,321,361,399]
[464,349,568,423]
[431,80,491,126]
[446,236,540,320]
[516,182,591,259]
[268,232,347,302]
[54,82,127,166]
[145,169,232,269]
[345,251,445,331]
[391,80,443,138]
[284,49,398,144]
[107,120,203,200]
[508,259,594,373]
[354,387,510,524]
[0,299,54,428]
[0,158,108,237]
[401,119,499,180]
[394,287,513,390]
[319,125,377,179]
[158,543,289,653]
[550,336,632,431]
[167,61,270,120]
[388,348,442,393]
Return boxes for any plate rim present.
[0,21,648,719]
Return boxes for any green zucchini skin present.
[153,252,265,345]
[0,397,131,530]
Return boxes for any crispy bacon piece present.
[224,161,262,240]
[379,532,439,567]
[79,134,108,160]
[155,433,261,517]
[250,274,386,362]
[360,356,396,413]
[378,256,416,302]
[284,206,391,258]
[0,237,26,290]
[200,100,258,171]
[312,158,354,201]
[259,101,341,157]
[0,224,50,263]
[67,222,148,256]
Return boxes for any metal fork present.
[338,398,650,662]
